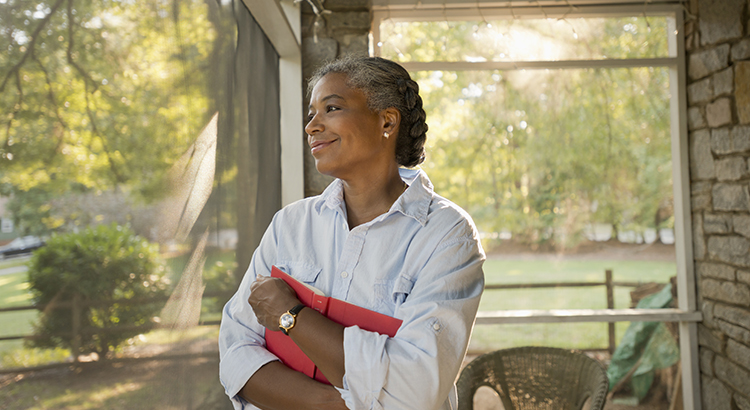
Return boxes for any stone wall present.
[300,0,371,197]
[687,0,750,409]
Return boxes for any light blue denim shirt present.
[219,168,485,410]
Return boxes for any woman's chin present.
[314,160,337,178]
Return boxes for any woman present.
[219,56,485,410]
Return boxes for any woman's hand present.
[250,275,347,388]
[249,276,301,330]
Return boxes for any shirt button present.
[341,271,349,279]
[433,323,441,331]
[342,222,347,229]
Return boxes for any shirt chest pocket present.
[373,275,414,314]
[275,262,322,287]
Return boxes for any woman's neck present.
[342,168,405,229]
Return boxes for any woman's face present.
[305,73,395,179]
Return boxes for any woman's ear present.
[381,107,401,138]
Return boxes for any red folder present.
[265,266,403,384]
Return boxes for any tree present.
[380,16,673,248]
[1,0,218,234]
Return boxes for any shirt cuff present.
[339,325,390,409]
[220,343,279,407]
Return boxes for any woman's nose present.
[305,113,323,135]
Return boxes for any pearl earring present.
[383,132,389,139]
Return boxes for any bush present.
[27,223,170,357]
[201,258,238,315]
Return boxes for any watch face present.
[280,313,294,329]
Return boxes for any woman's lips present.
[310,139,335,155]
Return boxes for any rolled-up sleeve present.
[218,217,281,410]
[337,230,485,410]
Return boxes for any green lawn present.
[0,270,36,360]
[0,257,31,270]
[0,271,33,309]
[469,258,676,352]
[480,258,675,311]
[483,258,676,284]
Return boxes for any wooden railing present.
[2,270,696,373]
[0,290,234,357]
[481,269,640,353]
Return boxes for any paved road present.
[0,265,28,276]
[0,256,31,276]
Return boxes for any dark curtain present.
[232,1,281,278]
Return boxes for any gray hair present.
[308,56,428,168]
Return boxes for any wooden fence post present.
[72,293,81,363]
[606,269,615,355]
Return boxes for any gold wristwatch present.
[279,304,306,335]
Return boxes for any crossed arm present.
[219,226,484,410]
[238,276,348,410]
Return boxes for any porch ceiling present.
[371,0,686,9]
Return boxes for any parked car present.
[0,236,45,259]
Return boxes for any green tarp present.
[606,283,680,400]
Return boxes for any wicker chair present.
[457,346,609,410]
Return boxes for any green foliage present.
[201,258,237,316]
[26,223,169,357]
[381,16,673,247]
[166,249,237,317]
[381,17,667,63]
[0,0,224,236]
[3,187,55,236]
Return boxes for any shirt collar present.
[313,168,433,226]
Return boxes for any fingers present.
[249,275,269,295]
[248,275,300,330]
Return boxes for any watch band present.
[279,303,306,335]
[288,303,306,316]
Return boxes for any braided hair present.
[307,56,428,168]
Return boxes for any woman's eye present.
[326,105,339,113]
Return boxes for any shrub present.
[27,223,170,357]
[201,258,238,315]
